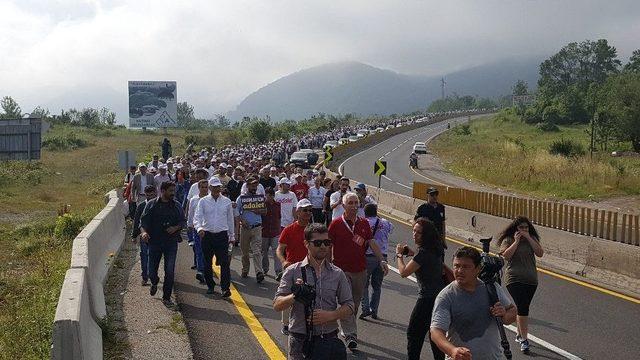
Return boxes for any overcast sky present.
[1,0,639,121]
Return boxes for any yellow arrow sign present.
[324,149,333,165]
[374,160,387,177]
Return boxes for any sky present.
[1,0,639,122]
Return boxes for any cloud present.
[1,0,639,122]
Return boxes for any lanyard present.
[341,215,356,235]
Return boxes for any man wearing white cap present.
[154,164,172,193]
[217,163,231,186]
[193,177,236,298]
[131,163,155,205]
[275,178,298,230]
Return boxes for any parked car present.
[413,142,428,154]
[348,135,359,143]
[299,148,319,165]
[375,127,384,133]
[290,151,310,168]
[323,140,338,149]
[338,138,349,145]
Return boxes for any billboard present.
[128,81,177,128]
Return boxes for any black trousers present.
[202,231,231,291]
[312,208,325,224]
[407,296,444,360]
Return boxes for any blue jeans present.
[148,241,178,301]
[139,240,149,281]
[188,229,205,273]
[361,255,384,315]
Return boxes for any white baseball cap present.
[296,198,313,209]
[279,178,291,186]
[208,177,222,187]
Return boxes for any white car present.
[348,135,359,143]
[413,143,428,154]
[375,127,384,133]
[338,138,349,145]
[323,140,338,149]
[356,129,369,138]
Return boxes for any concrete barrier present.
[325,168,640,297]
[52,268,102,360]
[52,190,126,359]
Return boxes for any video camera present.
[478,237,504,285]
[291,282,316,307]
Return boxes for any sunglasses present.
[299,208,312,212]
[310,239,332,247]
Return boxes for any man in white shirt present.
[154,164,172,193]
[308,177,327,224]
[354,183,377,218]
[274,178,298,229]
[194,177,235,298]
[187,179,209,284]
[330,177,352,220]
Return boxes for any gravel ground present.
[106,228,193,360]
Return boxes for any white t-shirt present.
[308,186,327,209]
[140,175,148,193]
[330,191,348,220]
[275,190,298,227]
[357,195,377,218]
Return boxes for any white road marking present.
[395,182,412,189]
[386,262,585,360]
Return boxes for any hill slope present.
[228,59,541,121]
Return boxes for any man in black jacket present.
[132,185,157,286]
[140,181,185,308]
[414,187,447,248]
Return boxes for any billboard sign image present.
[128,81,177,128]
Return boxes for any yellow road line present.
[212,263,286,359]
[380,211,640,305]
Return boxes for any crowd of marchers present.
[125,109,541,360]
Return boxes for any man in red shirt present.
[290,173,309,200]
[329,192,388,351]
[276,198,313,336]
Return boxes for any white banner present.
[128,81,177,128]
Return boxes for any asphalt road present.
[172,115,640,359]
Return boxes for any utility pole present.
[440,77,446,100]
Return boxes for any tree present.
[0,96,22,119]
[596,72,640,151]
[214,114,230,128]
[248,119,272,144]
[30,106,50,119]
[98,107,116,126]
[177,101,195,128]
[512,80,529,95]
[623,49,640,73]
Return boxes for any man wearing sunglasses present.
[276,198,313,335]
[415,187,447,248]
[274,223,354,360]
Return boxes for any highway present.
[172,115,640,359]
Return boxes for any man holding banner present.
[236,177,267,283]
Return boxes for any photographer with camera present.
[498,216,544,354]
[431,247,516,360]
[395,218,446,360]
[274,223,354,360]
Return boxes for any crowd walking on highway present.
[124,112,543,360]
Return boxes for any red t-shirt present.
[278,222,308,263]
[291,182,309,200]
[329,216,372,273]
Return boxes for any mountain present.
[227,58,542,121]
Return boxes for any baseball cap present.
[296,198,313,209]
[208,177,222,187]
[158,164,167,170]
[355,183,366,190]
[138,162,147,168]
[279,178,291,186]
[427,187,439,195]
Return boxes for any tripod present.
[482,279,512,359]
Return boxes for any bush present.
[453,124,472,135]
[535,122,560,132]
[184,133,217,147]
[54,213,87,241]
[549,138,585,157]
[522,107,541,124]
[42,132,89,151]
[0,161,52,186]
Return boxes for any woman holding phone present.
[498,216,544,354]
[395,217,446,360]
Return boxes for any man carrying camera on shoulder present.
[430,246,516,360]
[274,223,354,360]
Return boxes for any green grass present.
[0,124,223,359]
[430,112,640,200]
[156,314,187,335]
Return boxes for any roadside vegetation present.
[431,110,640,199]
[431,39,640,201]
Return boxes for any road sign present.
[324,148,333,165]
[118,150,137,170]
[374,160,387,177]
